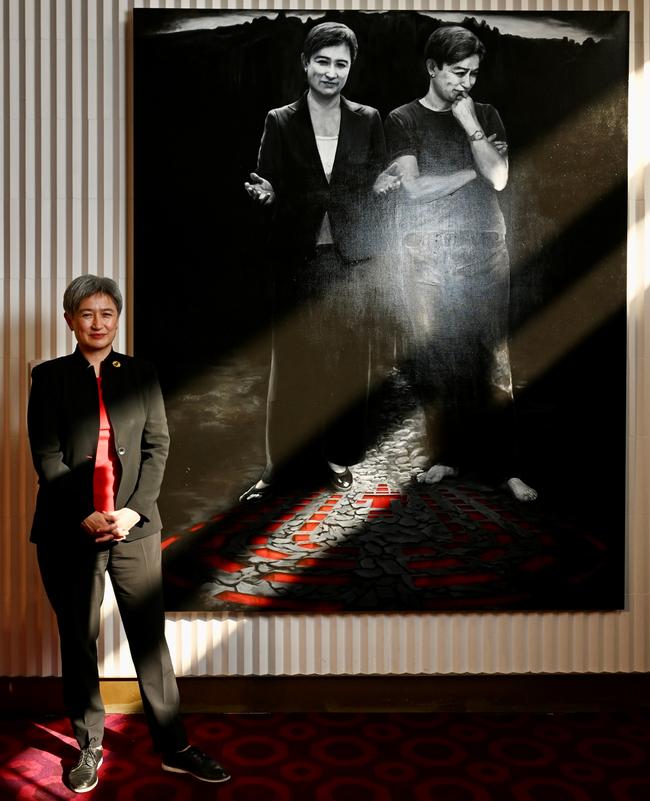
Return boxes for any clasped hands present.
[81,508,141,544]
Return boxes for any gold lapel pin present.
[112,360,121,368]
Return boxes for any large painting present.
[133,9,628,612]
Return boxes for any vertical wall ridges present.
[0,0,647,678]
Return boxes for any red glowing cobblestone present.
[162,479,599,612]
[266,572,350,585]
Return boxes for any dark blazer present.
[257,94,387,263]
[28,348,169,543]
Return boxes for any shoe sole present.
[162,764,231,783]
[70,757,103,794]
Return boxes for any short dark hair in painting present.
[424,25,486,69]
[303,22,359,64]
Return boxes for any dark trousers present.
[37,534,187,753]
[403,231,518,480]
[263,246,371,482]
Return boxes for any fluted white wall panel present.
[1,0,648,678]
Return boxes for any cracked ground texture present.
[161,371,614,612]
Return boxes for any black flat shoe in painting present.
[239,482,273,503]
[327,466,353,492]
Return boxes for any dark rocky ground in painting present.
[161,367,616,613]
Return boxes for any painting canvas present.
[133,9,627,612]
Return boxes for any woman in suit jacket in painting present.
[241,21,398,501]
[28,275,229,792]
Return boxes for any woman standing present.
[28,275,229,792]
[242,22,395,501]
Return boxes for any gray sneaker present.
[67,746,103,793]
[162,745,230,783]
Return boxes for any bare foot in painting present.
[418,464,458,484]
[506,477,538,502]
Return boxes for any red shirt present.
[93,376,119,512]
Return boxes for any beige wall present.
[1,0,648,678]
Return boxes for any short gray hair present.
[63,275,123,316]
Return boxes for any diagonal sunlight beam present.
[98,577,245,680]
[108,31,641,674]
[507,82,628,275]
[508,55,648,384]
[509,252,624,384]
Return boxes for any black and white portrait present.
[134,10,627,613]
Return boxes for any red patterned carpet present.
[2,711,650,800]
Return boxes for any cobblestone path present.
[162,374,612,612]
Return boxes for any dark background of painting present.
[133,10,627,608]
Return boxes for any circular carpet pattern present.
[1,711,649,800]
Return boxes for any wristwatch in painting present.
[469,130,485,141]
